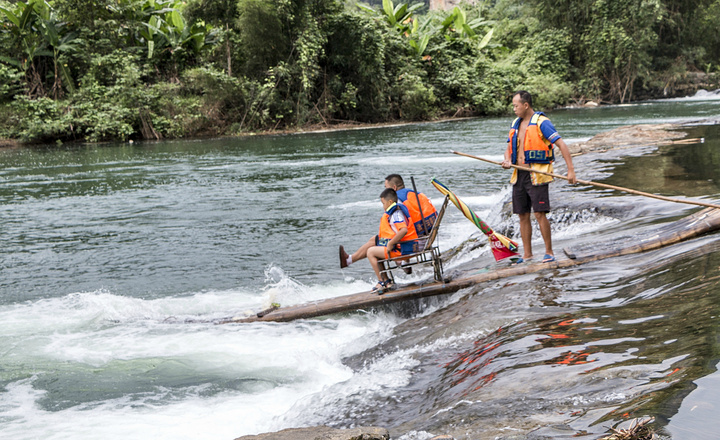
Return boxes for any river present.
[1,92,720,439]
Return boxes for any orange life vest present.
[397,189,437,236]
[508,112,554,165]
[378,202,419,256]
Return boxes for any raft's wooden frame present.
[379,196,450,283]
[218,207,720,324]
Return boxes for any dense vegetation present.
[0,0,718,144]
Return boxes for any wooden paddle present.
[451,150,720,210]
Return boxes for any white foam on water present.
[276,327,487,429]
[261,264,374,305]
[0,271,401,440]
[328,198,379,210]
[657,89,720,102]
[0,282,398,440]
[329,186,506,215]
[551,215,620,241]
[0,375,339,440]
[261,152,504,169]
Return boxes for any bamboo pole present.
[451,150,720,210]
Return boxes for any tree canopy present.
[0,0,717,143]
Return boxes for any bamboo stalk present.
[451,150,720,210]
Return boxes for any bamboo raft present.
[219,207,720,324]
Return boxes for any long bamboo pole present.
[451,150,720,210]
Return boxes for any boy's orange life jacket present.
[377,202,418,249]
[397,189,437,236]
[508,112,554,165]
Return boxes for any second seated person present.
[339,188,420,294]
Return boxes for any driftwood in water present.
[220,208,720,324]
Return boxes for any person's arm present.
[502,141,512,169]
[554,138,577,184]
[386,226,407,252]
[540,118,576,184]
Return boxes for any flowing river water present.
[1,93,720,439]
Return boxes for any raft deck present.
[220,207,720,324]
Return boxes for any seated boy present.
[342,188,419,294]
[340,176,434,274]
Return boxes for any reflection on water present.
[603,125,720,199]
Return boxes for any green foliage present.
[364,0,424,32]
[138,0,216,59]
[513,29,571,80]
[360,1,493,57]
[323,11,402,122]
[296,13,326,96]
[236,0,289,78]
[3,96,73,142]
[694,0,720,63]
[529,0,667,102]
[181,66,245,131]
[395,71,436,120]
[0,0,718,144]
[440,6,490,42]
[0,64,23,101]
[0,0,54,95]
[184,0,238,26]
[474,64,523,115]
[519,73,574,110]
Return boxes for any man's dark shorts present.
[512,169,550,214]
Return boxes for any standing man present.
[501,91,577,263]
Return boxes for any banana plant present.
[138,0,216,59]
[0,0,77,97]
[440,6,494,48]
[359,0,428,56]
[407,15,431,56]
[0,0,48,71]
[40,15,78,96]
[359,0,424,34]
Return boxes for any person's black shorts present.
[512,169,550,214]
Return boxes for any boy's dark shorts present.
[375,235,420,257]
[512,169,550,214]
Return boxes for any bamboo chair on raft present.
[379,195,449,283]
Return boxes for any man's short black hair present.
[513,90,533,107]
[384,174,404,187]
[380,188,398,202]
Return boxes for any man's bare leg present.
[535,211,553,257]
[518,212,533,259]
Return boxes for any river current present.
[1,93,720,439]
